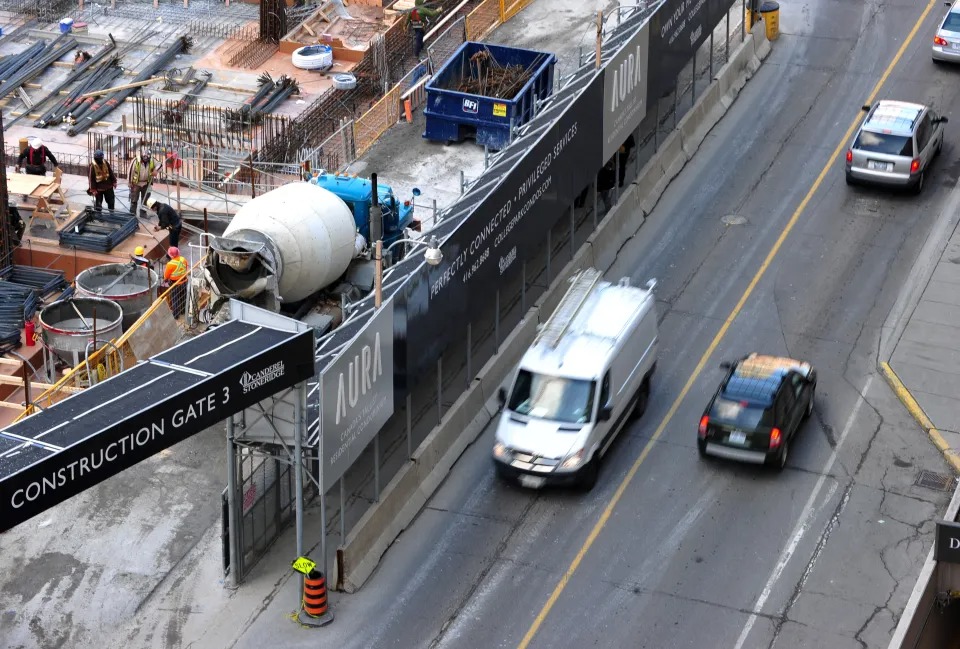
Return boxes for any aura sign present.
[602,23,650,161]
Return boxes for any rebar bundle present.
[224,72,298,128]
[29,37,118,128]
[163,70,211,124]
[0,31,78,103]
[54,62,123,126]
[67,36,193,136]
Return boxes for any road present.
[234,0,960,647]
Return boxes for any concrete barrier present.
[335,24,774,593]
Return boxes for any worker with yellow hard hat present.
[131,245,150,269]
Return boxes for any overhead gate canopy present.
[0,319,315,533]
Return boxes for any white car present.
[933,1,960,63]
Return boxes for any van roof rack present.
[535,267,603,349]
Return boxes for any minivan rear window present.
[508,370,596,424]
[854,130,913,156]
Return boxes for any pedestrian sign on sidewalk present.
[292,556,317,575]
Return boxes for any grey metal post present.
[466,322,472,386]
[692,51,697,102]
[437,356,443,424]
[484,146,489,169]
[495,289,500,352]
[294,382,304,598]
[673,78,678,128]
[374,432,380,502]
[655,100,660,151]
[226,416,239,589]
[546,230,552,284]
[406,393,413,458]
[569,205,575,256]
[710,31,714,79]
[460,170,465,194]
[319,395,327,581]
[521,261,526,311]
[339,477,346,542]
[726,9,730,63]
[592,179,598,229]
[613,149,620,204]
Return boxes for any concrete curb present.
[337,27,774,592]
[878,362,960,474]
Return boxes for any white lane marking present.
[732,376,873,649]
[184,325,262,366]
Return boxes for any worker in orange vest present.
[163,246,188,317]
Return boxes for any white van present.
[493,268,658,490]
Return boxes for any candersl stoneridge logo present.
[241,361,286,394]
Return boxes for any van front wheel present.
[577,455,599,491]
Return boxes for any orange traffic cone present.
[298,569,334,627]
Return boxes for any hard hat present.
[32,138,43,148]
[134,245,145,256]
[147,198,159,209]
[93,149,104,160]
[167,246,179,258]
[141,152,151,161]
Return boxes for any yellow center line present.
[516,2,941,647]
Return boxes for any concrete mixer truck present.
[195,173,420,322]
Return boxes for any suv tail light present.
[845,149,853,164]
[769,427,782,449]
[698,415,709,439]
[935,36,949,46]
[910,158,921,174]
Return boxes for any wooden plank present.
[0,401,25,410]
[6,174,49,196]
[0,375,84,392]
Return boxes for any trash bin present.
[58,17,74,33]
[759,1,780,41]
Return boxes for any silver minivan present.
[845,100,946,194]
[933,1,960,63]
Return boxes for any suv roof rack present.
[535,268,603,349]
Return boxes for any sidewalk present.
[882,218,960,473]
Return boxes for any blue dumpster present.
[423,41,556,150]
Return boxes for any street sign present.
[292,556,317,575]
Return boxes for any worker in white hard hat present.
[147,197,182,249]
[15,138,58,176]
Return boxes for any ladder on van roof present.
[535,267,603,348]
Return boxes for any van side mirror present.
[719,361,733,370]
[861,104,871,112]
[598,405,612,422]
[497,387,507,407]
[940,116,950,124]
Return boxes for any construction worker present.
[408,0,442,59]
[15,138,58,176]
[147,197,183,249]
[88,149,117,212]
[127,151,158,215]
[163,246,188,318]
[8,203,24,246]
[131,245,150,269]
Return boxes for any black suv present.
[698,354,817,470]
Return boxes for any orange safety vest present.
[164,256,188,281]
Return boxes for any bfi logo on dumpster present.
[462,98,479,114]
[935,520,960,564]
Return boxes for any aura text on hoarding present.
[429,121,580,299]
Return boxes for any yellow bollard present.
[759,1,780,41]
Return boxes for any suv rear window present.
[854,130,914,156]
[943,12,960,31]
[710,396,770,431]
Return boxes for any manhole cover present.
[915,469,955,492]
[722,214,747,226]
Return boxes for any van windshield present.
[508,370,596,424]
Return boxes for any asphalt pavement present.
[224,0,960,647]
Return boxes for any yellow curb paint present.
[879,362,960,474]
[516,2,946,646]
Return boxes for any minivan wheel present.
[912,171,925,195]
[577,455,599,491]
[774,439,789,472]
[845,171,854,186]
[631,378,651,420]
[805,389,815,419]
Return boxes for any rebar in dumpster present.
[453,48,540,100]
